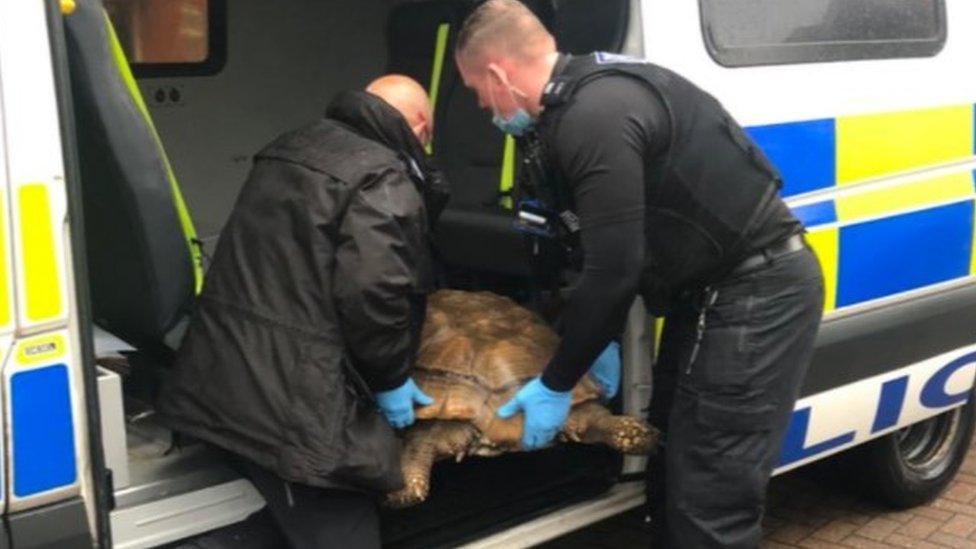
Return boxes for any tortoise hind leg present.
[563,401,660,455]
[385,420,480,508]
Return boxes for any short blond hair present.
[455,0,555,63]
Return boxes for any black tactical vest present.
[526,53,800,301]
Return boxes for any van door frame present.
[44,0,113,546]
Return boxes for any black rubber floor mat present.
[382,443,621,548]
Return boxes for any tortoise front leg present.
[385,420,480,508]
[563,401,660,455]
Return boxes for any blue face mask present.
[488,69,534,137]
[492,109,534,137]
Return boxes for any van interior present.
[62,0,642,546]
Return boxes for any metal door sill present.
[110,478,264,549]
[458,480,644,549]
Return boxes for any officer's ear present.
[487,62,528,100]
[486,63,508,87]
[411,118,432,148]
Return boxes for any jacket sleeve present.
[538,77,655,392]
[332,167,431,392]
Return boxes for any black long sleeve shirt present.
[540,72,670,392]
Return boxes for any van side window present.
[104,0,226,77]
[699,0,947,67]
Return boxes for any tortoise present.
[386,289,659,507]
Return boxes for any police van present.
[0,0,973,547]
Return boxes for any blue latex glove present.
[497,377,572,450]
[375,378,434,429]
[588,341,621,401]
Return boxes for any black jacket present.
[535,53,801,294]
[158,91,448,493]
[523,53,802,391]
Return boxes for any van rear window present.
[699,0,947,67]
[105,0,225,77]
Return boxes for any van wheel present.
[854,388,975,508]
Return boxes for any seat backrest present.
[386,0,557,209]
[554,0,630,55]
[64,0,202,347]
[386,1,468,133]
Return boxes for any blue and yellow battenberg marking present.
[747,103,976,313]
[8,331,77,499]
[8,183,77,506]
[18,184,62,323]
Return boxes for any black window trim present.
[123,0,227,78]
[698,0,948,68]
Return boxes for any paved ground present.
[541,439,976,548]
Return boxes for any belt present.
[727,233,807,278]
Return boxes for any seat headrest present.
[64,0,201,347]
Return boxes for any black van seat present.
[435,208,534,276]
[554,0,630,55]
[386,0,558,279]
[64,0,203,350]
[386,0,628,281]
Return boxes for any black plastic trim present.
[44,0,112,546]
[7,498,91,549]
[801,281,976,398]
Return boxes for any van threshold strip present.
[458,481,644,549]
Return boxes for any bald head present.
[455,0,555,64]
[366,74,432,146]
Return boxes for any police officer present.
[159,75,449,548]
[455,2,825,547]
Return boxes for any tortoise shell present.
[413,290,603,449]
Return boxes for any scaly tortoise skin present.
[386,290,659,507]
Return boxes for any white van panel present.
[146,0,393,242]
[641,0,976,125]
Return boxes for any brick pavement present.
[761,438,976,549]
[540,438,976,548]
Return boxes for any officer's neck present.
[527,51,561,117]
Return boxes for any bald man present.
[455,2,823,548]
[159,75,449,548]
[366,75,434,146]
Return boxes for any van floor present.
[162,444,620,549]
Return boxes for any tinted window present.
[700,0,946,67]
[105,0,225,76]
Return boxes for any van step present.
[458,481,644,549]
[111,479,264,549]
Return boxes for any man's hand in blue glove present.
[497,377,572,451]
[588,341,621,401]
[375,378,434,429]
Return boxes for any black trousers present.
[647,246,824,548]
[234,457,382,549]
